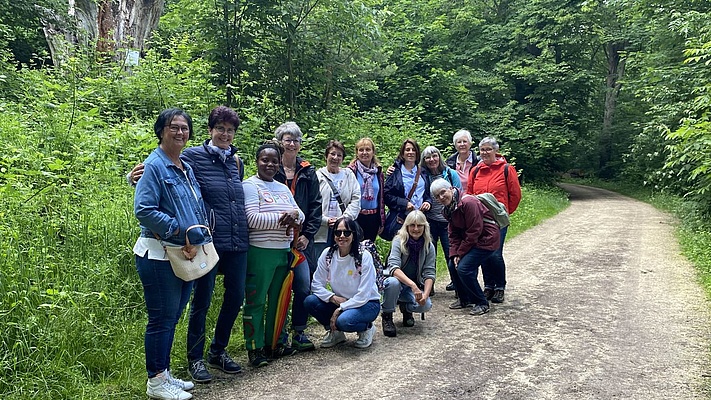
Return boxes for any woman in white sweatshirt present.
[304,216,380,349]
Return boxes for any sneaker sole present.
[470,307,490,316]
[188,373,212,384]
[320,338,346,348]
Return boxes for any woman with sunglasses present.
[304,217,381,349]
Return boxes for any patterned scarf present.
[208,140,232,162]
[442,187,460,221]
[407,236,425,268]
[356,160,378,201]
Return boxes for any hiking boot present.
[187,359,212,384]
[165,369,194,391]
[292,331,315,352]
[491,289,505,303]
[483,288,494,301]
[265,344,297,360]
[381,312,397,337]
[448,300,469,309]
[147,372,193,400]
[320,330,346,348]
[399,303,415,327]
[207,351,242,374]
[470,303,490,316]
[247,349,269,368]
[446,281,455,291]
[354,324,376,349]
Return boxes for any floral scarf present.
[356,160,378,201]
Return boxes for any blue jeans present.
[381,277,432,314]
[451,247,494,307]
[481,226,507,290]
[304,295,380,333]
[290,257,311,332]
[428,219,452,284]
[187,250,247,361]
[136,255,193,378]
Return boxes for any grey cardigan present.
[385,236,436,288]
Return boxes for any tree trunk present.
[599,40,628,176]
[41,0,165,65]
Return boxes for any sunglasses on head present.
[333,229,353,237]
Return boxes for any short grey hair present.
[478,136,499,151]
[274,121,303,141]
[452,129,472,146]
[429,178,452,198]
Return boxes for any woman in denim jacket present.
[133,108,210,400]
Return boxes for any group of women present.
[130,107,521,400]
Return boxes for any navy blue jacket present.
[383,159,432,214]
[181,140,249,253]
[275,157,322,242]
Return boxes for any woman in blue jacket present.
[382,138,432,240]
[130,106,248,385]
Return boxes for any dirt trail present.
[197,183,711,400]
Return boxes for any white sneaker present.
[165,369,194,391]
[147,372,193,400]
[320,330,346,348]
[354,324,376,349]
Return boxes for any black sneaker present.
[247,349,269,368]
[470,303,490,315]
[188,359,213,383]
[265,344,297,360]
[445,282,456,291]
[491,289,505,303]
[483,288,494,301]
[207,351,242,374]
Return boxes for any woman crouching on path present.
[305,217,380,349]
[430,178,499,316]
[380,210,435,337]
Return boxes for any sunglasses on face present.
[333,229,353,237]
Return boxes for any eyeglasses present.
[479,147,494,153]
[333,229,353,237]
[282,139,302,144]
[214,126,236,135]
[168,125,190,134]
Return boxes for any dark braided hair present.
[328,216,364,262]
[255,139,284,159]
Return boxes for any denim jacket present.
[134,147,210,246]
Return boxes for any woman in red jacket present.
[466,137,522,304]
[430,178,500,315]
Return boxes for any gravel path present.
[194,183,711,400]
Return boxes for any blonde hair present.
[352,137,380,167]
[395,210,432,256]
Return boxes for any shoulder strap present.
[319,171,347,213]
[406,166,421,201]
[234,155,244,180]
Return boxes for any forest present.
[1,0,710,398]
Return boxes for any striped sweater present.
[243,176,305,249]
